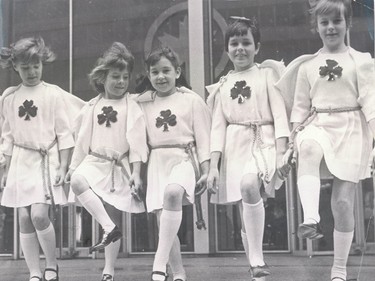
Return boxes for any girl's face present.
[148,56,181,97]
[227,29,260,72]
[317,11,347,53]
[13,60,43,87]
[103,68,129,99]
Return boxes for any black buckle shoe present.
[297,223,324,240]
[102,274,114,281]
[250,264,271,278]
[89,226,122,253]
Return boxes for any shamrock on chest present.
[19,100,38,121]
[319,59,343,81]
[97,106,118,127]
[230,80,251,104]
[155,109,177,132]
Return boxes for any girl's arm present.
[276,137,290,178]
[55,148,71,186]
[0,155,11,191]
[207,151,221,194]
[191,96,211,194]
[368,119,375,137]
[129,161,142,201]
[196,159,210,194]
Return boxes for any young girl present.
[276,0,375,280]
[65,42,148,281]
[206,17,290,279]
[136,46,211,281]
[0,37,84,281]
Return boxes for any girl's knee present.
[163,185,184,208]
[18,209,32,226]
[332,198,354,216]
[70,175,89,195]
[240,175,260,196]
[299,141,323,160]
[30,208,50,229]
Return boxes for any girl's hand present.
[0,172,7,192]
[195,173,208,196]
[207,168,219,194]
[276,152,291,179]
[64,168,74,184]
[129,173,142,201]
[55,167,68,187]
[0,154,6,168]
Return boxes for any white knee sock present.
[297,175,321,224]
[77,189,115,233]
[169,236,186,281]
[241,229,250,264]
[20,232,41,278]
[36,223,57,280]
[242,200,265,267]
[331,229,354,280]
[103,239,121,277]
[152,209,182,280]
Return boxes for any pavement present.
[0,253,374,281]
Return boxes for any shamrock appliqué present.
[97,106,118,127]
[319,59,343,81]
[230,80,251,103]
[19,100,38,120]
[156,109,177,132]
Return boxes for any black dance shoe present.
[297,223,324,240]
[89,225,122,253]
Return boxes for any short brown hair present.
[88,42,134,93]
[0,36,55,68]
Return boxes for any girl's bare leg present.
[330,178,356,280]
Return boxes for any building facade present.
[0,0,374,259]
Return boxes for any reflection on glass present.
[362,178,374,244]
[75,207,92,248]
[131,205,194,252]
[312,178,334,252]
[216,186,288,251]
[0,206,13,254]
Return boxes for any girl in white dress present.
[206,17,290,279]
[0,37,84,281]
[65,42,148,281]
[277,0,375,280]
[136,47,211,281]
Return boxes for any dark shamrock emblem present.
[18,100,38,120]
[156,109,177,132]
[319,59,343,81]
[97,106,118,127]
[230,80,251,103]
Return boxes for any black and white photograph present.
[0,0,374,280]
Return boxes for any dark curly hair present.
[135,46,191,93]
[224,17,260,52]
